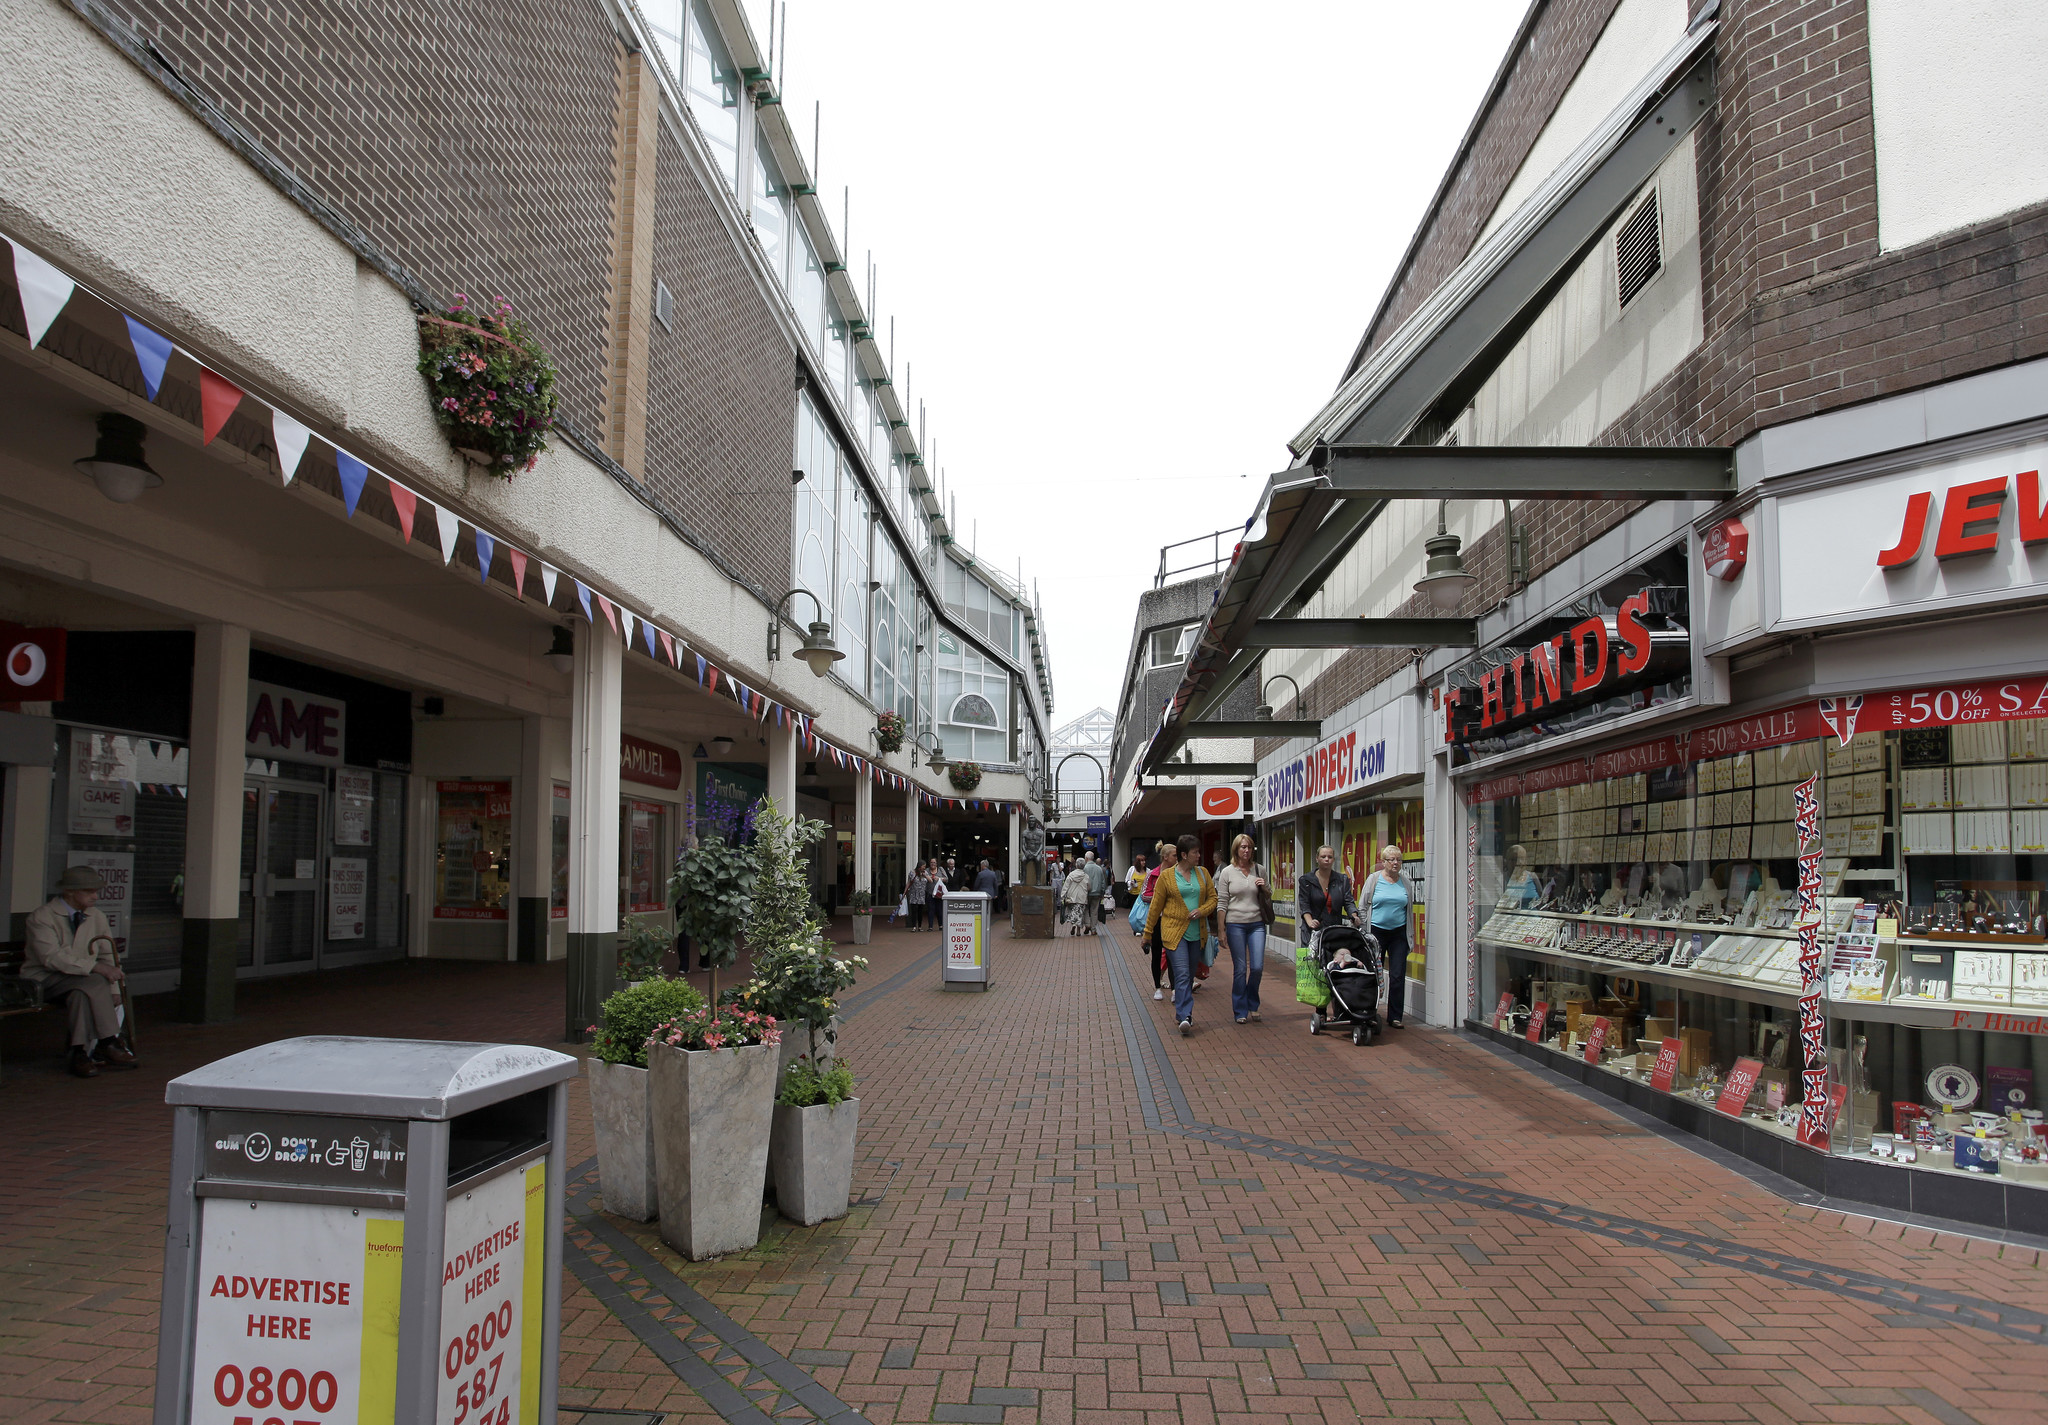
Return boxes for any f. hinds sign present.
[1774,441,2048,627]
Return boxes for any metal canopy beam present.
[1313,444,1734,501]
[1144,764,1257,779]
[1245,618,1479,649]
[1188,720,1320,739]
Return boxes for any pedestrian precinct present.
[1144,833,1215,1035]
[1362,843,1412,1028]
[1214,833,1271,1025]
[1061,858,1091,934]
[905,860,928,931]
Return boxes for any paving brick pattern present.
[6,919,2048,1425]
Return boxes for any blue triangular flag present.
[475,530,496,584]
[576,580,594,623]
[695,654,707,685]
[123,315,173,400]
[641,619,657,658]
[335,450,368,518]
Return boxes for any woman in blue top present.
[1361,843,1412,1028]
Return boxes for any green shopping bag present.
[1295,949,1331,1008]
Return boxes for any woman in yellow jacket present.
[1145,832,1216,1035]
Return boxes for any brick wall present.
[100,0,627,437]
[643,121,796,600]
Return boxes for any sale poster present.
[1493,992,1514,1031]
[1717,1057,1765,1116]
[188,1198,403,1425]
[1649,1038,1682,1092]
[437,1157,546,1425]
[1583,1017,1612,1065]
[1525,1001,1548,1045]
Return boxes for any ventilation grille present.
[1616,190,1663,308]
[654,277,675,332]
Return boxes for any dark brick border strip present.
[1095,932,2048,1348]
[839,945,942,1021]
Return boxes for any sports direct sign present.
[1253,698,1415,820]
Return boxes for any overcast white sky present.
[743,0,1530,726]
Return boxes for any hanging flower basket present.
[873,711,905,754]
[948,761,983,793]
[416,294,557,478]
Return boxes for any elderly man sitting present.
[23,865,137,1078]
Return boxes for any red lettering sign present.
[1525,1001,1548,1045]
[1583,1016,1612,1065]
[1878,469,2048,569]
[619,733,682,790]
[1649,1038,1681,1092]
[1493,992,1515,1031]
[1717,1057,1764,1117]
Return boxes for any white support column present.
[853,774,873,898]
[567,626,623,1038]
[181,623,248,1023]
[516,716,561,964]
[1007,809,1021,888]
[905,786,920,869]
[767,718,798,814]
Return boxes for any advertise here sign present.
[437,1158,547,1425]
[1254,698,1414,820]
[946,910,982,971]
[247,680,347,768]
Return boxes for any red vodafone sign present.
[1,623,65,699]
[1196,783,1247,821]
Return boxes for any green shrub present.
[776,1055,855,1108]
[589,978,705,1068]
[617,917,672,981]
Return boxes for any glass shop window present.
[435,781,512,920]
[551,782,570,921]
[621,798,668,915]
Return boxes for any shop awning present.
[1142,14,1723,776]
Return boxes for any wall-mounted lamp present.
[911,730,947,773]
[76,413,161,503]
[543,624,575,676]
[769,588,844,677]
[709,735,735,756]
[799,760,823,786]
[1257,674,1303,722]
[1413,501,1478,611]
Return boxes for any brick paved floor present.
[4,916,2047,1425]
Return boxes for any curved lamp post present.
[1257,674,1304,722]
[768,588,845,677]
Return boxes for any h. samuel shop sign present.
[1253,698,1416,819]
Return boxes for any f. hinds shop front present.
[1451,426,2048,1233]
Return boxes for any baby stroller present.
[1308,922,1386,1046]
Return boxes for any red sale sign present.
[1583,1016,1612,1064]
[1717,1057,1764,1117]
[1525,1001,1548,1044]
[1649,1038,1682,1092]
[1493,992,1515,1031]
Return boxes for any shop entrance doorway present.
[238,776,326,975]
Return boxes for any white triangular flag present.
[272,410,312,486]
[540,563,559,606]
[620,607,636,645]
[7,239,74,347]
[435,506,459,565]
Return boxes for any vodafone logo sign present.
[0,625,64,699]
[1196,783,1246,821]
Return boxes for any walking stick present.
[89,935,137,1053]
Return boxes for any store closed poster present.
[328,857,368,940]
[66,850,130,949]
[334,767,374,846]
[68,728,134,836]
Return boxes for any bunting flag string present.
[575,580,595,622]
[272,410,311,486]
[596,593,619,635]
[1790,773,1833,1149]
[434,505,459,566]
[541,564,559,607]
[7,238,75,346]
[198,369,243,444]
[386,480,418,543]
[122,315,173,400]
[620,607,636,645]
[334,450,369,518]
[475,529,495,586]
[507,548,528,599]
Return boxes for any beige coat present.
[23,897,117,983]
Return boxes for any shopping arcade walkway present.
[5,921,2048,1425]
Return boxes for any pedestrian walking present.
[1215,833,1272,1025]
[1061,859,1091,934]
[1143,833,1215,1036]
[1135,840,1175,997]
[1082,850,1109,936]
[974,858,1002,897]
[1297,843,1357,941]
[929,861,946,923]
[905,860,928,931]
[1361,843,1413,1028]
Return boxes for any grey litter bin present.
[941,891,991,991]
[152,1037,579,1425]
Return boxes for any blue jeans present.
[1167,939,1196,1022]
[1225,922,1265,1018]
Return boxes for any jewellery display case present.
[1469,721,2048,1223]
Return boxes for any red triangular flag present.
[595,594,619,634]
[706,666,720,696]
[387,481,417,543]
[507,548,528,598]
[658,629,674,664]
[199,369,244,444]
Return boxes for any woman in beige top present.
[1213,833,1269,1024]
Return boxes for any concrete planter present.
[648,1040,778,1259]
[584,1057,657,1221]
[850,914,872,945]
[769,1098,860,1225]
[778,1015,842,1077]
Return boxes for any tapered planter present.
[769,1098,860,1225]
[585,1058,656,1221]
[778,1015,842,1078]
[850,914,872,945]
[648,1040,778,1258]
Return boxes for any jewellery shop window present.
[621,798,668,917]
[1472,721,2048,1189]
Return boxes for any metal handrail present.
[1155,527,1244,588]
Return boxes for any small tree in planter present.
[670,834,755,1005]
[645,1003,781,1259]
[770,1056,859,1225]
[848,888,874,945]
[751,938,866,1066]
[584,978,703,1221]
